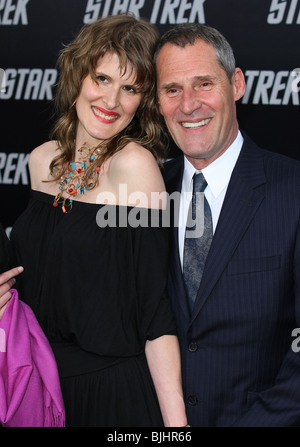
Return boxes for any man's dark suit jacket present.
[164,133,300,426]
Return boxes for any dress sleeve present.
[131,208,177,342]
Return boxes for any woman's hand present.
[0,266,23,319]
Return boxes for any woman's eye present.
[96,75,108,83]
[123,85,137,94]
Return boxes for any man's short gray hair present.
[154,23,236,83]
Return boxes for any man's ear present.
[232,67,246,101]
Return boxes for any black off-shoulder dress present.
[11,190,176,427]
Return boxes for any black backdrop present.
[1,0,299,233]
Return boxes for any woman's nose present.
[102,87,120,109]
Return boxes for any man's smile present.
[180,118,211,129]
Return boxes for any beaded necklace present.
[52,142,101,213]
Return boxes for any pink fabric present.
[0,289,65,427]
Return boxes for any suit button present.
[188,342,198,352]
[188,395,198,406]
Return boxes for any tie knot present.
[193,172,207,193]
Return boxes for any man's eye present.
[166,88,179,97]
[199,82,212,90]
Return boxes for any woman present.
[9,14,188,427]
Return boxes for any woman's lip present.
[91,106,120,123]
[92,106,120,117]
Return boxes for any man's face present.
[156,40,245,169]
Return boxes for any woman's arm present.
[113,142,187,426]
[145,334,188,427]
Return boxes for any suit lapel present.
[191,136,267,321]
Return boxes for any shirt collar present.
[182,131,243,197]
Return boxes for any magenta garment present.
[0,289,65,427]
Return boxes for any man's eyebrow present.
[159,75,217,90]
[159,82,180,90]
[192,75,217,83]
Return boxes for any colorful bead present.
[54,143,102,213]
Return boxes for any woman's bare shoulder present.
[29,140,58,164]
[109,142,166,208]
[113,142,161,173]
[28,141,59,189]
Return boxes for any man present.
[155,23,300,426]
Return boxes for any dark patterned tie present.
[183,172,213,309]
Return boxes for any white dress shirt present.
[178,131,244,267]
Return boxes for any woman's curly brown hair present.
[49,14,167,184]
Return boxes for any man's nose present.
[180,87,202,115]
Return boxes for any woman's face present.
[75,52,142,147]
